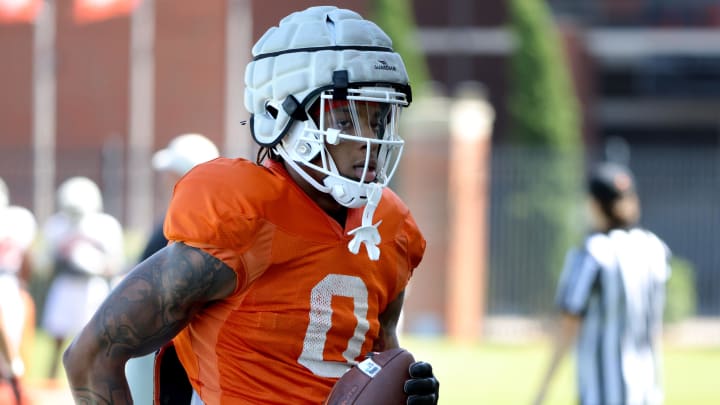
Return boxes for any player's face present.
[321,100,391,183]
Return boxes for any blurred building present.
[0,0,718,337]
[412,0,720,325]
[540,0,720,318]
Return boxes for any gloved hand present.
[404,361,439,405]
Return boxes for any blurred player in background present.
[139,133,220,262]
[64,6,439,405]
[533,162,671,405]
[0,177,37,404]
[41,176,124,380]
[125,133,219,404]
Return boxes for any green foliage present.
[369,0,431,99]
[502,0,584,310]
[665,256,697,323]
[507,0,581,149]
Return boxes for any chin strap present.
[347,183,383,261]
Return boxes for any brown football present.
[325,348,415,405]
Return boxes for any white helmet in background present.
[57,176,103,216]
[244,5,411,209]
[244,6,412,260]
[152,133,220,176]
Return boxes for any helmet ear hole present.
[265,103,279,119]
[251,114,277,146]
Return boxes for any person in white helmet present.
[41,176,124,380]
[0,177,37,404]
[140,133,220,262]
[64,6,439,405]
[125,133,219,404]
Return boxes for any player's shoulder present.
[583,232,615,264]
[177,157,282,206]
[630,227,672,259]
[181,157,259,184]
[186,156,260,176]
[379,188,409,214]
[377,188,425,265]
[377,188,421,233]
[632,227,665,245]
[166,158,285,245]
[584,227,670,265]
[78,212,123,240]
[0,206,37,247]
[0,205,36,229]
[377,187,416,227]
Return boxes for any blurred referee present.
[533,162,672,405]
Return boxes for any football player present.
[41,176,125,380]
[64,6,438,405]
[0,177,37,404]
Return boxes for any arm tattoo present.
[69,388,113,405]
[67,243,236,404]
[97,242,236,360]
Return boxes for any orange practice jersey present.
[164,158,426,404]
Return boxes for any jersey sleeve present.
[379,188,426,277]
[404,211,426,273]
[163,163,260,293]
[555,246,600,316]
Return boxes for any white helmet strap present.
[276,144,384,261]
[347,182,383,261]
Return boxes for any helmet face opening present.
[276,86,407,208]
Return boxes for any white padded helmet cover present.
[244,6,410,146]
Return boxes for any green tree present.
[370,0,431,98]
[502,0,584,312]
[665,257,696,323]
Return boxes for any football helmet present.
[57,176,103,217]
[152,133,220,176]
[244,6,412,259]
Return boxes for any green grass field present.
[27,332,720,404]
[402,336,720,405]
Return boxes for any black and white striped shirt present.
[556,228,671,405]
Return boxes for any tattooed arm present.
[63,242,237,404]
[372,290,405,352]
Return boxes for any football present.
[325,348,415,405]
